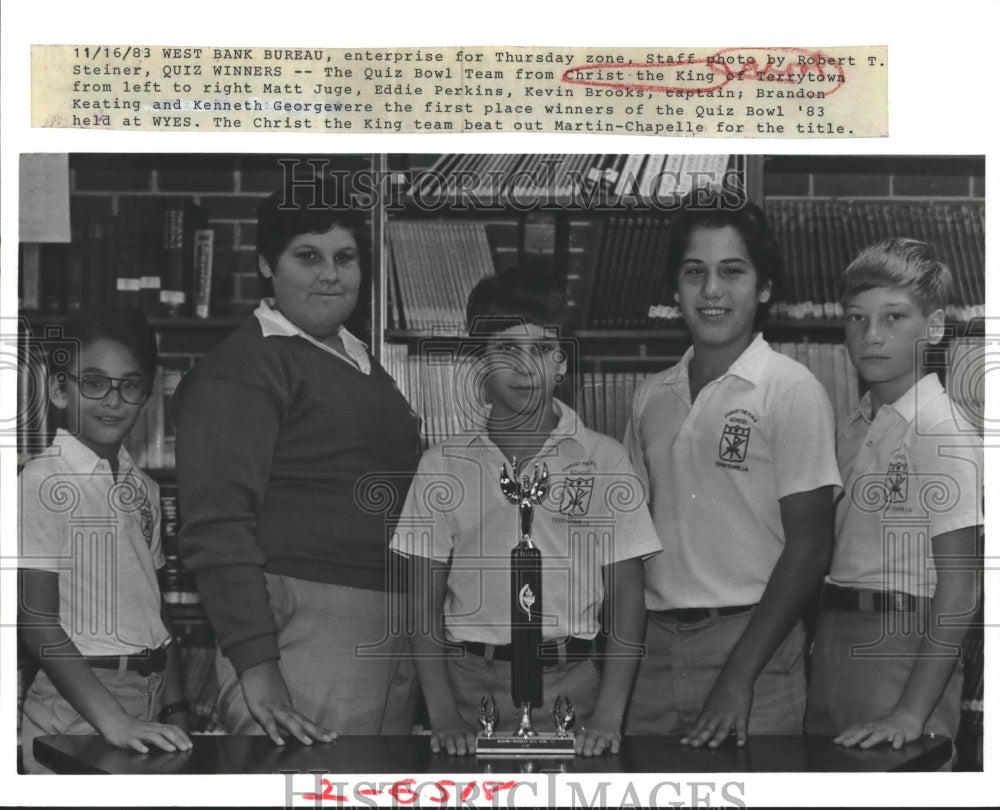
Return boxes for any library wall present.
[64,154,369,317]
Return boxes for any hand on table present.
[681,672,753,748]
[834,707,924,750]
[100,712,193,754]
[240,660,336,746]
[429,716,478,756]
[575,712,622,757]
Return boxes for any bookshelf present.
[378,153,984,445]
[16,152,986,762]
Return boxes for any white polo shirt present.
[390,399,662,645]
[828,374,983,598]
[626,334,842,610]
[18,430,170,656]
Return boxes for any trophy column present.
[476,459,575,756]
[509,464,545,734]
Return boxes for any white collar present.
[850,373,944,426]
[253,299,371,374]
[50,429,137,478]
[661,333,769,388]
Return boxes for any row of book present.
[764,199,986,322]
[578,371,653,443]
[383,341,865,446]
[385,199,985,335]
[158,482,199,605]
[381,343,485,448]
[388,219,497,332]
[587,215,674,329]
[121,357,192,471]
[410,154,733,205]
[771,342,860,426]
[19,200,216,318]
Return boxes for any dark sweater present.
[175,318,420,673]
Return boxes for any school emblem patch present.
[559,477,594,516]
[719,423,751,463]
[139,494,155,548]
[884,459,908,505]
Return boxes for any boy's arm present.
[683,486,834,748]
[409,555,477,756]
[577,557,645,757]
[18,569,192,754]
[835,525,979,749]
[158,604,189,733]
[177,377,333,746]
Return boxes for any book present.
[114,209,143,309]
[17,336,51,462]
[159,359,187,469]
[64,221,85,313]
[158,482,200,605]
[814,343,838,420]
[613,154,645,200]
[144,373,165,469]
[19,244,42,311]
[124,401,149,467]
[638,155,666,202]
[655,154,684,201]
[40,243,67,314]
[84,215,115,310]
[192,228,216,319]
[160,200,200,317]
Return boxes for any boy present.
[18,309,192,772]
[806,239,982,752]
[624,197,842,747]
[390,266,661,757]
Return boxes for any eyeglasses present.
[63,373,150,405]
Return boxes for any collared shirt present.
[18,430,169,655]
[254,298,371,374]
[627,334,842,609]
[390,399,662,644]
[828,374,983,598]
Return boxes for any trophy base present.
[475,732,575,757]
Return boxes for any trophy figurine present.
[475,459,576,757]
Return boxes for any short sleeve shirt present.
[626,334,842,609]
[18,430,169,655]
[390,400,662,644]
[828,374,983,598]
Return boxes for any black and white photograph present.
[11,150,987,776]
[1,2,996,808]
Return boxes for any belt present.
[821,584,929,613]
[85,647,168,676]
[460,637,595,663]
[651,604,757,624]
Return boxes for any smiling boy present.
[624,198,841,747]
[391,266,660,757]
[806,239,982,756]
[18,309,192,772]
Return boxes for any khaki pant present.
[805,608,963,739]
[20,667,164,773]
[625,611,807,735]
[215,573,417,735]
[447,650,602,733]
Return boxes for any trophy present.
[475,459,576,757]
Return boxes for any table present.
[34,734,952,775]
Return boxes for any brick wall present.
[68,153,368,316]
[66,153,985,318]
